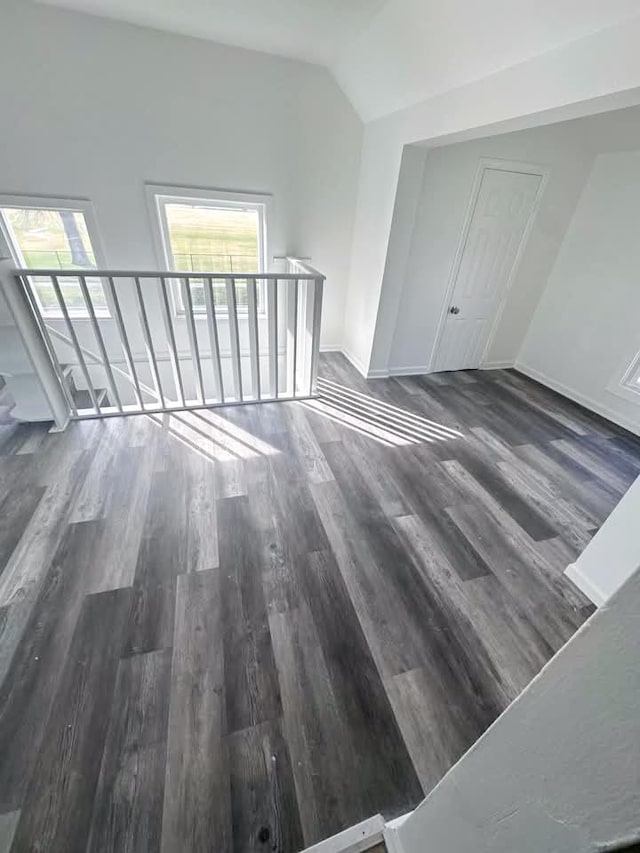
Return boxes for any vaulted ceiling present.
[37,0,640,121]
[36,0,387,66]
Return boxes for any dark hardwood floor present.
[0,353,638,852]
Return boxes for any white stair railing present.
[4,258,324,421]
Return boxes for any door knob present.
[449,305,460,315]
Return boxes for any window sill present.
[43,311,111,320]
[173,311,268,321]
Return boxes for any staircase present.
[0,324,54,422]
[63,365,109,412]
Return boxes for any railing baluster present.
[181,277,205,405]
[286,279,298,397]
[133,275,164,408]
[226,277,243,402]
[78,274,122,412]
[158,277,185,407]
[50,274,101,414]
[247,278,260,400]
[268,279,278,399]
[291,279,299,397]
[309,277,324,396]
[204,278,224,403]
[103,276,144,410]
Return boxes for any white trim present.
[387,364,431,377]
[367,366,390,379]
[565,562,607,607]
[428,158,549,373]
[384,812,413,830]
[606,347,640,405]
[383,826,407,853]
[480,359,515,370]
[341,346,369,378]
[515,362,640,436]
[300,815,385,853]
[319,344,344,353]
[0,193,108,319]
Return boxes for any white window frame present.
[608,349,640,404]
[0,194,108,319]
[145,184,270,317]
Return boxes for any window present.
[148,186,268,314]
[0,196,107,317]
[620,352,640,396]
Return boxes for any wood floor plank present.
[551,437,634,495]
[514,443,619,525]
[0,449,93,608]
[86,649,172,853]
[451,446,559,541]
[228,718,304,853]
[0,519,107,811]
[161,570,231,853]
[301,549,424,818]
[218,496,282,733]
[268,602,370,846]
[0,354,633,851]
[11,586,132,853]
[0,484,45,578]
[124,457,194,656]
[393,514,551,701]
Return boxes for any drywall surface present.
[385,124,595,374]
[393,568,640,853]
[519,150,640,433]
[343,15,640,376]
[335,0,640,122]
[566,475,640,605]
[367,143,428,375]
[0,0,362,350]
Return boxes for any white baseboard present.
[340,347,369,378]
[565,562,607,607]
[300,815,385,853]
[319,344,343,353]
[388,364,431,377]
[515,362,640,437]
[383,825,406,853]
[480,359,515,370]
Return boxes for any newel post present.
[0,258,70,430]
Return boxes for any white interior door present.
[433,166,543,372]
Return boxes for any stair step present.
[71,387,109,411]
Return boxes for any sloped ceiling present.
[36,0,640,121]
[335,0,640,121]
[35,0,387,67]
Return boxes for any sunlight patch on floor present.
[305,377,464,447]
[146,409,279,463]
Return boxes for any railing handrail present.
[284,256,325,279]
[14,267,325,281]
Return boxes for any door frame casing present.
[427,157,550,372]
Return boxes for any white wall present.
[0,0,362,350]
[384,124,597,374]
[566,475,640,606]
[518,150,640,434]
[390,566,640,853]
[343,15,640,377]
